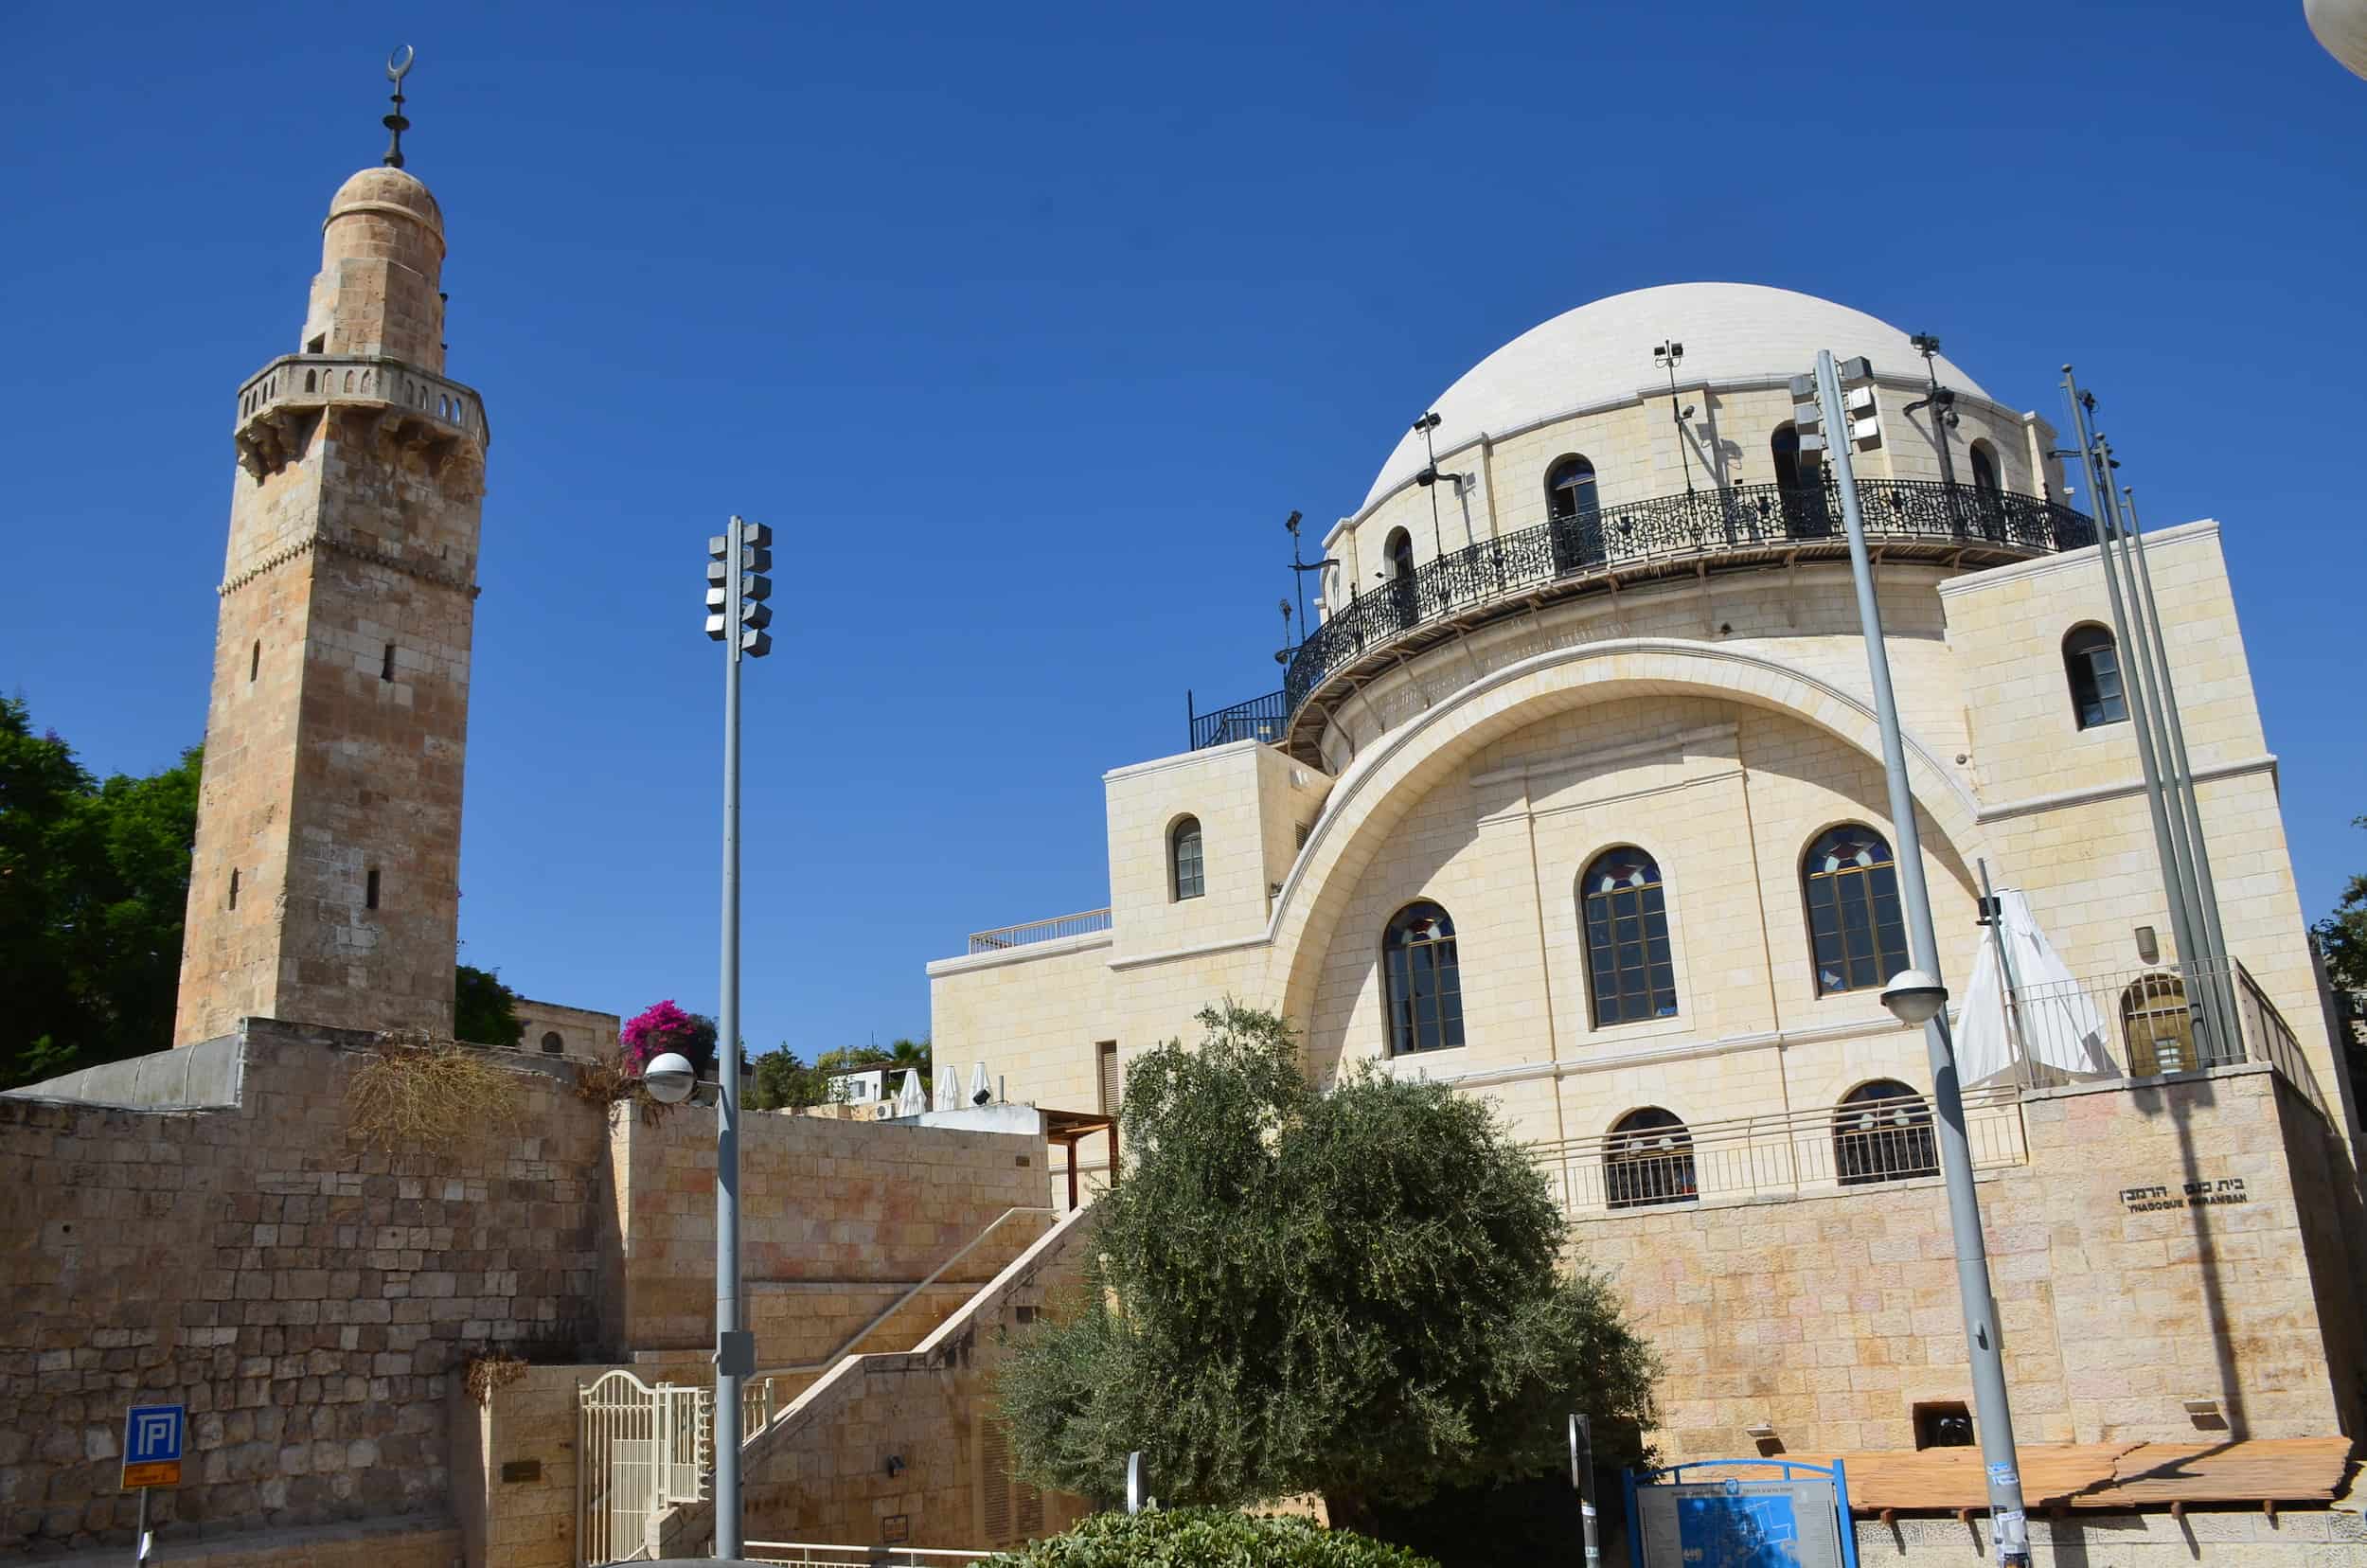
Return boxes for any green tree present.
[746,1044,830,1111]
[2312,816,2367,1095]
[2,696,201,1086]
[454,963,524,1048]
[995,1002,1658,1538]
[815,1036,932,1076]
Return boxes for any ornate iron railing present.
[1281,477,2090,715]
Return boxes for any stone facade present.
[0,1021,604,1555]
[929,283,2367,1474]
[505,999,617,1060]
[175,165,488,1046]
[1577,1067,2353,1459]
[0,1023,1068,1560]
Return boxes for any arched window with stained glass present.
[1580,847,1677,1026]
[1803,825,1910,996]
[1383,900,1464,1056]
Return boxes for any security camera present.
[971,1087,992,1107]
[642,1052,697,1105]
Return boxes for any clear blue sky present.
[6,3,2361,1056]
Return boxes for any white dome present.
[1361,282,1990,511]
[2306,0,2367,79]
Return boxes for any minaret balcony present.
[1189,476,2094,759]
[233,353,488,477]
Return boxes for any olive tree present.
[996,1002,1658,1537]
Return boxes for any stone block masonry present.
[0,1019,611,1556]
[2,1019,1068,1561]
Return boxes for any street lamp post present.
[1803,350,2031,1568]
[703,517,773,1559]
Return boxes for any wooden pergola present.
[1043,1108,1118,1212]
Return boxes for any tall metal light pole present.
[703,517,773,1559]
[2058,378,2226,1056]
[1803,350,2031,1568]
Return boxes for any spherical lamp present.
[642,1051,698,1105]
[2307,0,2367,80]
[1880,969,1949,1027]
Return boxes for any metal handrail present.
[1277,476,2091,717]
[742,1545,994,1565]
[743,1207,1058,1434]
[966,908,1112,954]
[1534,1080,2028,1212]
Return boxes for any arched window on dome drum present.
[1545,454,1606,573]
[1581,847,1677,1026]
[1169,816,1204,901]
[2122,972,2198,1075]
[1968,440,2001,496]
[1546,454,1599,521]
[1771,424,1831,539]
[1803,826,1910,996]
[1605,1107,1696,1209]
[1380,526,1418,629]
[2063,624,2127,730]
[1834,1079,1937,1185]
[1383,901,1463,1055]
[1771,423,1817,490]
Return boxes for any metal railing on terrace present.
[1534,1082,2028,1216]
[1533,957,2331,1218]
[742,1545,994,1566]
[965,907,1112,955]
[1188,476,2092,752]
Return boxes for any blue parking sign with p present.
[121,1404,183,1488]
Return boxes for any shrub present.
[620,999,718,1075]
[988,1508,1439,1568]
[345,1029,524,1151]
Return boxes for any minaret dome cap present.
[326,166,444,237]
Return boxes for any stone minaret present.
[173,159,488,1044]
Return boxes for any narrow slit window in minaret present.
[228,869,240,911]
[382,644,396,682]
[365,868,381,911]
[249,641,260,682]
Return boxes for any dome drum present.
[1272,472,2089,761]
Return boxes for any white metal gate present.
[578,1370,712,1564]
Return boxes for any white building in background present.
[928,284,2367,1473]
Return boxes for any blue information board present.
[1628,1461,1858,1568]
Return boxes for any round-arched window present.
[1803,827,1910,996]
[1968,440,2001,495]
[1834,1079,1935,1185]
[1580,847,1677,1026]
[2063,624,2127,730]
[540,1031,564,1055]
[2122,972,2196,1075]
[1169,816,1204,901]
[1383,901,1464,1055]
[1605,1107,1696,1209]
[1546,454,1599,521]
